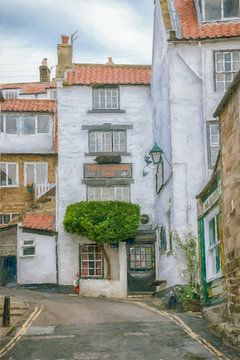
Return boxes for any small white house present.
[56,36,155,297]
[17,213,57,285]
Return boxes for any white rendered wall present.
[17,228,57,284]
[57,83,154,291]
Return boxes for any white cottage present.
[152,0,240,291]
[56,36,155,298]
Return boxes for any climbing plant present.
[63,201,140,279]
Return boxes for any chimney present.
[39,58,50,82]
[106,57,114,65]
[56,35,73,79]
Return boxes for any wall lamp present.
[143,142,171,177]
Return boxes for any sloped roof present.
[0,99,56,112]
[22,213,55,231]
[0,81,56,95]
[65,64,151,86]
[175,0,240,40]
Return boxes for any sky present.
[0,0,154,83]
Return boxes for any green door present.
[127,243,155,294]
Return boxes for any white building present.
[56,36,155,297]
[152,0,240,291]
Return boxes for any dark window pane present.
[6,115,17,134]
[0,164,6,186]
[23,116,35,134]
[224,0,239,17]
[37,115,49,133]
[0,116,3,132]
[205,0,221,20]
[23,247,35,256]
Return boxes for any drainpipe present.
[55,232,59,285]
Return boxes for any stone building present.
[0,63,57,284]
[213,71,240,347]
[56,36,154,297]
[151,0,240,293]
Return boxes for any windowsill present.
[80,277,104,280]
[21,255,35,258]
[206,272,222,283]
[201,17,240,24]
[85,152,131,156]
[0,185,18,188]
[87,109,125,113]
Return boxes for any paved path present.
[0,288,238,360]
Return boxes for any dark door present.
[127,243,155,294]
[3,256,17,285]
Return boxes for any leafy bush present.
[63,201,141,245]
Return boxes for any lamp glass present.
[149,143,163,165]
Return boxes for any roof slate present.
[66,64,151,85]
[22,213,55,231]
[175,0,240,40]
[0,81,56,94]
[0,99,56,112]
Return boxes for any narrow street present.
[0,289,238,360]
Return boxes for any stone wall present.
[220,85,240,338]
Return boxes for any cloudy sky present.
[0,0,153,84]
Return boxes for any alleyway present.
[0,288,239,360]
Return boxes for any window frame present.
[24,162,48,186]
[214,50,240,92]
[80,244,103,278]
[204,208,222,281]
[0,213,18,225]
[21,239,36,257]
[92,86,120,111]
[3,91,18,99]
[201,0,240,22]
[0,162,18,187]
[0,113,50,135]
[87,186,130,202]
[88,130,127,154]
[207,121,220,168]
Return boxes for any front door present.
[127,243,155,294]
[2,256,17,285]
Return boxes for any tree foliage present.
[63,201,141,244]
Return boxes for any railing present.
[35,183,55,200]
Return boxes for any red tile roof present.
[22,213,55,231]
[0,81,56,94]
[0,99,56,112]
[66,64,151,86]
[175,0,240,40]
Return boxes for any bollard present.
[2,295,10,327]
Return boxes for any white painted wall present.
[17,227,57,284]
[152,0,240,288]
[57,83,154,296]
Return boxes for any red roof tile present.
[0,81,56,94]
[66,64,151,86]
[22,213,55,231]
[175,0,240,40]
[0,99,56,112]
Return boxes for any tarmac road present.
[0,288,238,360]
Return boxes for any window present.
[215,51,240,91]
[49,90,57,99]
[89,131,126,153]
[22,240,35,256]
[129,246,153,270]
[1,114,50,135]
[207,122,219,167]
[87,186,130,201]
[4,91,18,99]
[24,162,48,185]
[201,0,240,21]
[0,214,18,225]
[80,244,103,278]
[0,163,18,187]
[204,210,221,280]
[93,88,119,110]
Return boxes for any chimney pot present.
[106,57,114,65]
[42,58,48,66]
[39,58,50,82]
[61,35,70,44]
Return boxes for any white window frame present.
[3,91,18,99]
[89,130,127,153]
[87,186,130,202]
[0,114,50,135]
[207,121,220,168]
[0,162,18,187]
[24,162,48,186]
[0,213,18,225]
[80,244,103,278]
[201,0,240,22]
[21,240,36,257]
[93,87,119,110]
[204,207,222,281]
[215,50,240,92]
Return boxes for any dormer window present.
[200,0,240,21]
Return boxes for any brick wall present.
[220,87,240,324]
